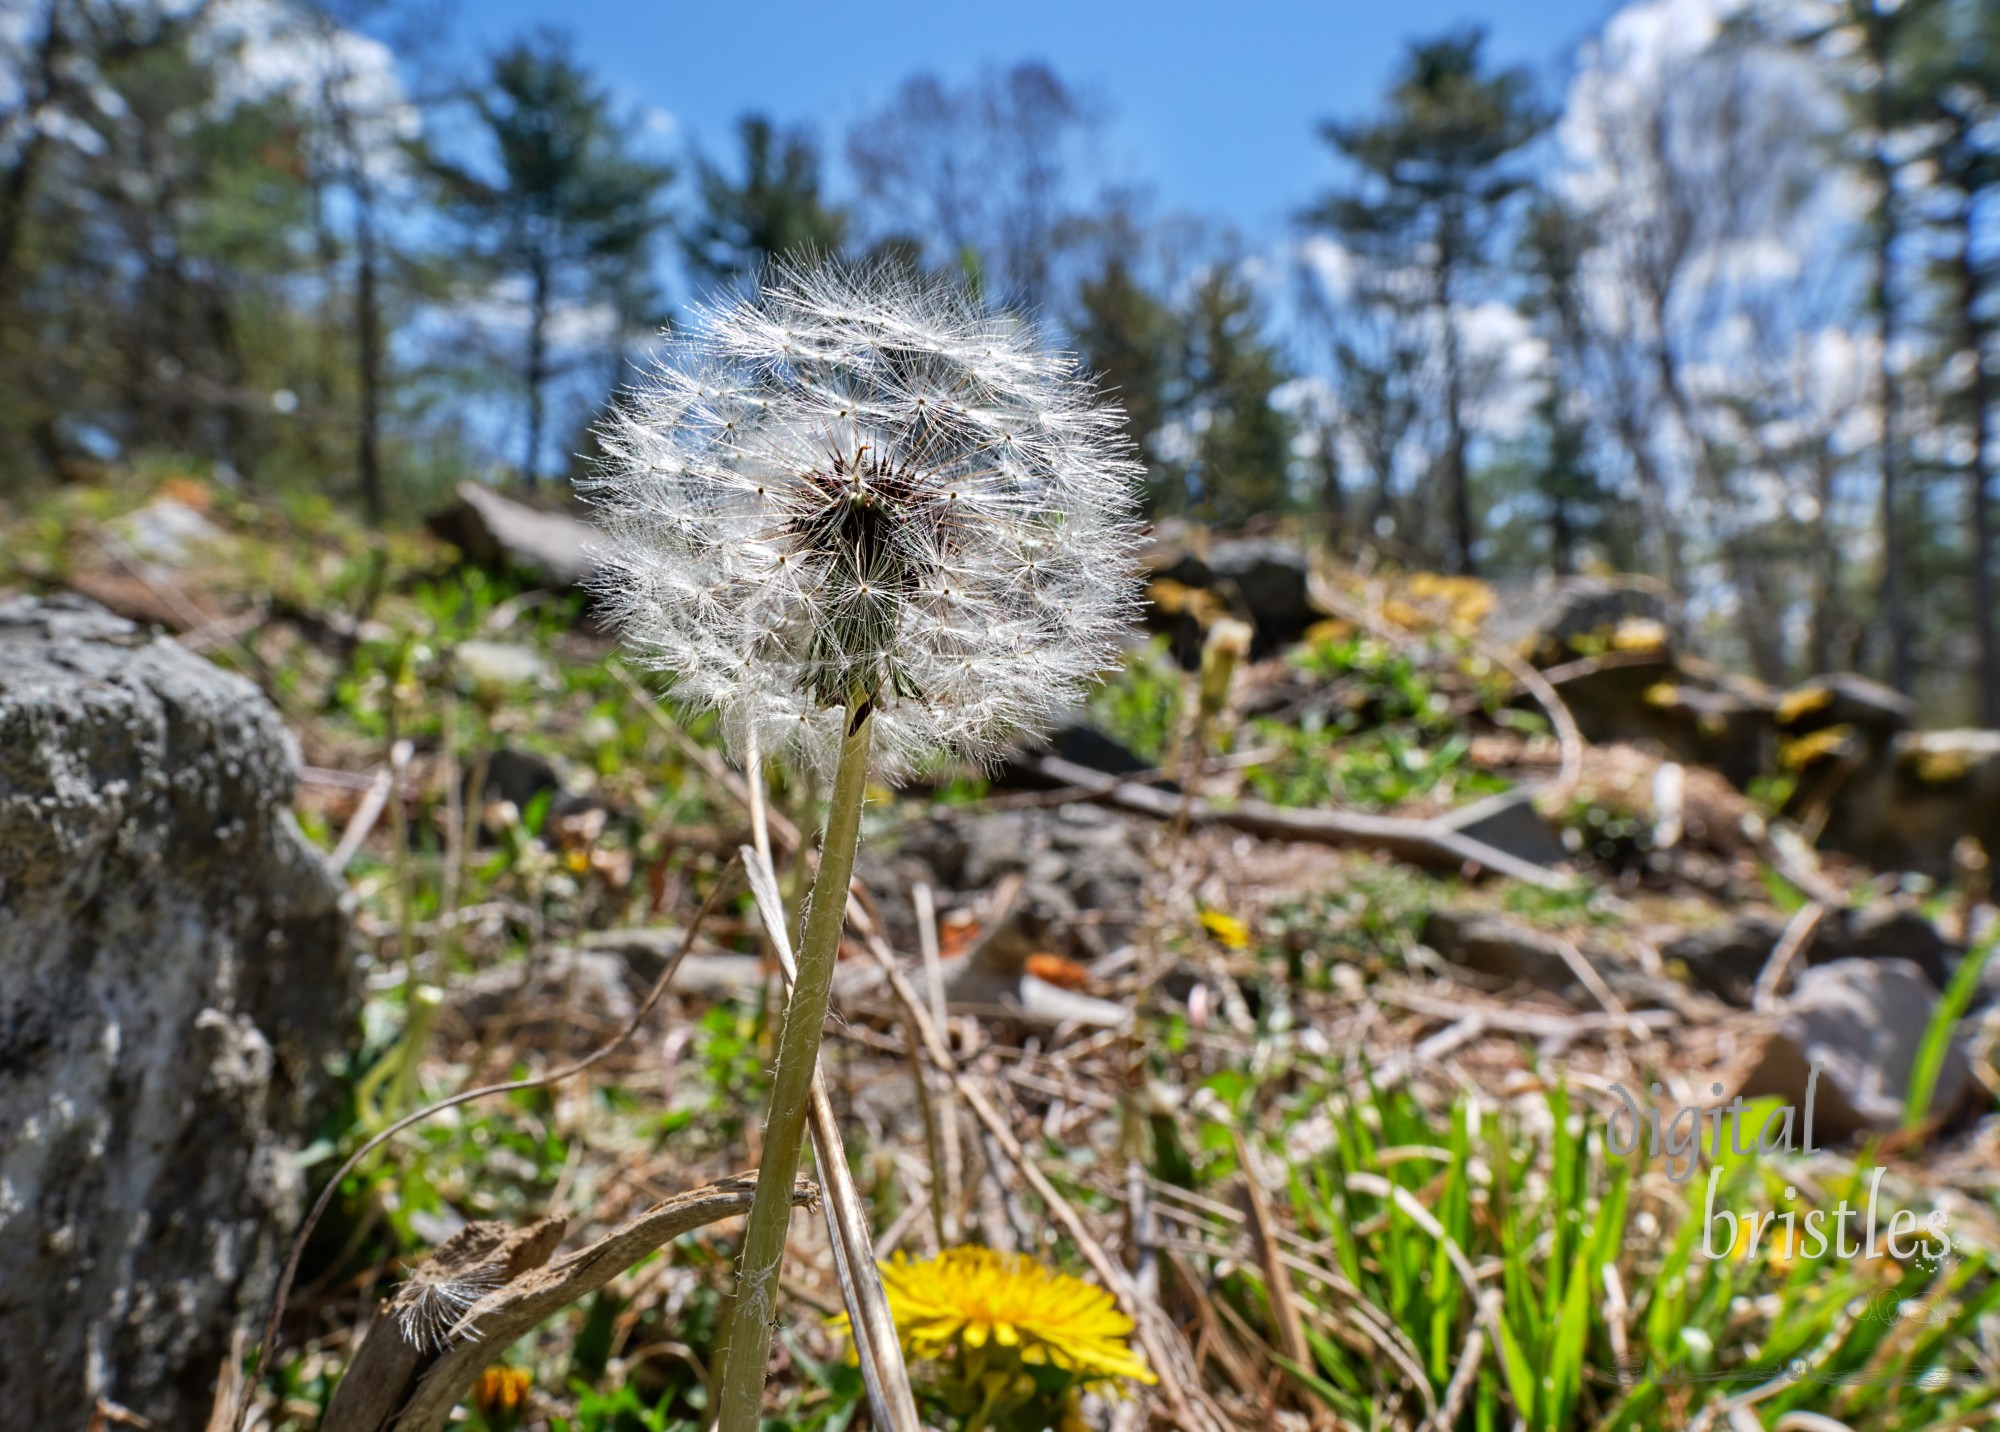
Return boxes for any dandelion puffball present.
[583,261,1145,777]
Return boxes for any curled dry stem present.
[234,851,747,1432]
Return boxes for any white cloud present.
[1458,300,1546,440]
[196,0,419,185]
[1296,234,1355,303]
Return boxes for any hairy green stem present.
[715,701,875,1432]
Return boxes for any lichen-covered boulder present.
[0,594,355,1431]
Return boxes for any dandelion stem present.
[715,697,875,1432]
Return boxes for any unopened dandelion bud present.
[1196,617,1254,723]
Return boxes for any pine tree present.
[1174,263,1295,527]
[0,3,316,486]
[1904,0,2000,722]
[1778,1,1943,690]
[1307,28,1546,574]
[1515,194,1625,577]
[681,116,846,289]
[430,34,672,486]
[1073,249,1176,513]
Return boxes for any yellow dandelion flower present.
[1766,1225,1799,1276]
[1727,1219,1759,1264]
[870,1247,1156,1387]
[1200,910,1251,951]
[472,1365,531,1426]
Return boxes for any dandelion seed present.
[582,259,1144,778]
[394,1261,503,1352]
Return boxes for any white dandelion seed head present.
[582,259,1145,778]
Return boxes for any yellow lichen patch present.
[1147,577,1228,627]
[1779,725,1855,771]
[1905,744,1975,786]
[1776,683,1835,728]
[1403,571,1496,632]
[1611,617,1670,653]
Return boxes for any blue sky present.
[446,0,1622,238]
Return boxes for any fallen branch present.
[1752,902,1827,1013]
[1376,987,1676,1038]
[326,744,408,878]
[1028,753,1573,890]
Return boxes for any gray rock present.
[1736,959,1972,1141]
[0,595,354,1431]
[1420,908,1581,990]
[1486,578,1778,787]
[107,497,224,567]
[1486,575,1673,664]
[1440,789,1568,869]
[1842,903,1959,984]
[1660,913,1790,1002]
[426,481,600,590]
[1149,538,1320,659]
[1204,540,1319,657]
[454,640,551,694]
[1417,908,1675,1009]
[1662,903,1955,1005]
[875,803,1149,962]
[1812,730,2000,877]
[1776,673,1916,738]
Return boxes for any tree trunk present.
[353,183,385,523]
[1806,439,1844,677]
[1959,209,1999,725]
[1649,341,1786,682]
[1310,420,1343,550]
[1869,9,1912,694]
[523,257,550,488]
[0,1,64,314]
[1433,246,1474,576]
[1604,381,1687,603]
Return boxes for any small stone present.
[427,481,601,590]
[455,640,550,693]
[1735,959,1972,1141]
